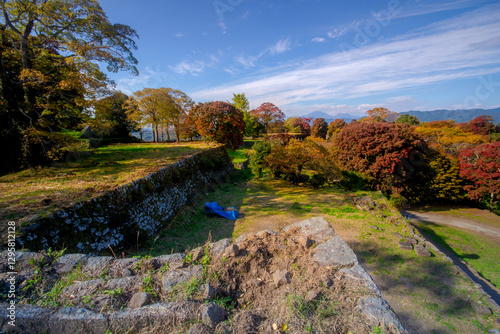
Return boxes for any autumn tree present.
[0,0,138,171]
[311,118,328,139]
[366,107,399,122]
[93,92,132,137]
[332,122,426,193]
[249,102,285,135]
[126,88,173,143]
[462,115,495,135]
[293,117,312,138]
[459,142,500,211]
[396,114,420,125]
[164,89,194,142]
[327,119,346,139]
[284,117,300,133]
[188,101,245,150]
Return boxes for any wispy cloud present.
[192,4,500,111]
[235,55,257,68]
[269,38,291,55]
[170,55,219,76]
[174,32,185,38]
[312,37,326,43]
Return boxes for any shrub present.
[249,141,272,178]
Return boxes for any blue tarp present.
[204,202,239,220]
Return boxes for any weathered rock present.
[190,247,205,263]
[105,277,138,291]
[142,258,162,271]
[338,264,381,297]
[312,236,358,267]
[398,241,413,251]
[2,303,53,334]
[488,329,500,334]
[471,301,492,315]
[234,233,253,245]
[155,253,185,264]
[201,302,227,328]
[122,268,134,277]
[282,216,336,243]
[392,232,405,240]
[49,307,108,334]
[188,323,214,334]
[223,244,240,257]
[405,237,418,245]
[352,196,376,211]
[128,292,152,308]
[201,283,217,300]
[255,229,278,239]
[62,279,105,298]
[357,297,406,333]
[273,270,292,287]
[415,246,431,257]
[53,254,89,275]
[162,265,203,293]
[369,225,382,230]
[295,235,313,248]
[210,238,232,258]
[108,302,200,333]
[83,256,114,275]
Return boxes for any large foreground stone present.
[357,297,406,333]
[338,264,381,297]
[312,235,358,267]
[49,307,108,334]
[282,216,336,243]
[162,265,203,293]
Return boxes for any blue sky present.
[98,0,500,117]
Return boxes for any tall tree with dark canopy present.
[311,118,328,139]
[249,102,285,135]
[0,0,139,172]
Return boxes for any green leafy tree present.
[311,118,328,139]
[284,117,300,133]
[231,93,257,138]
[395,114,420,125]
[0,0,138,171]
[327,119,346,139]
[93,92,132,137]
[249,141,272,178]
[188,101,245,150]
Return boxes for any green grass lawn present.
[0,141,215,225]
[414,220,500,289]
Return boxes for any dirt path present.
[401,210,500,240]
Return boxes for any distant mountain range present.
[302,108,500,124]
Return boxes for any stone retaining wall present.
[16,147,234,254]
[0,217,407,334]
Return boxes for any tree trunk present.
[166,125,171,141]
[151,125,156,142]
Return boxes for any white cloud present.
[269,38,291,55]
[170,54,219,76]
[192,4,500,110]
[312,37,326,43]
[235,55,257,67]
[174,32,185,38]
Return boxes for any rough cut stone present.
[62,279,105,298]
[49,307,108,334]
[398,241,413,251]
[2,303,53,334]
[155,253,185,264]
[273,270,292,287]
[415,246,431,257]
[210,238,232,258]
[142,258,162,271]
[392,232,405,240]
[405,237,418,245]
[190,247,205,263]
[104,277,137,291]
[223,244,240,257]
[255,229,278,239]
[282,216,336,243]
[356,297,405,333]
[162,265,203,293]
[128,292,152,308]
[312,236,358,267]
[369,225,382,230]
[83,256,114,274]
[53,254,89,275]
[122,268,135,277]
[108,302,200,333]
[234,233,253,245]
[202,302,227,328]
[320,275,333,288]
[201,283,217,300]
[338,264,381,297]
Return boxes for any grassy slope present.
[0,141,215,226]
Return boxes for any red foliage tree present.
[459,141,500,210]
[188,101,245,150]
[463,115,495,135]
[292,117,312,138]
[311,118,328,139]
[332,122,426,192]
[249,102,285,134]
